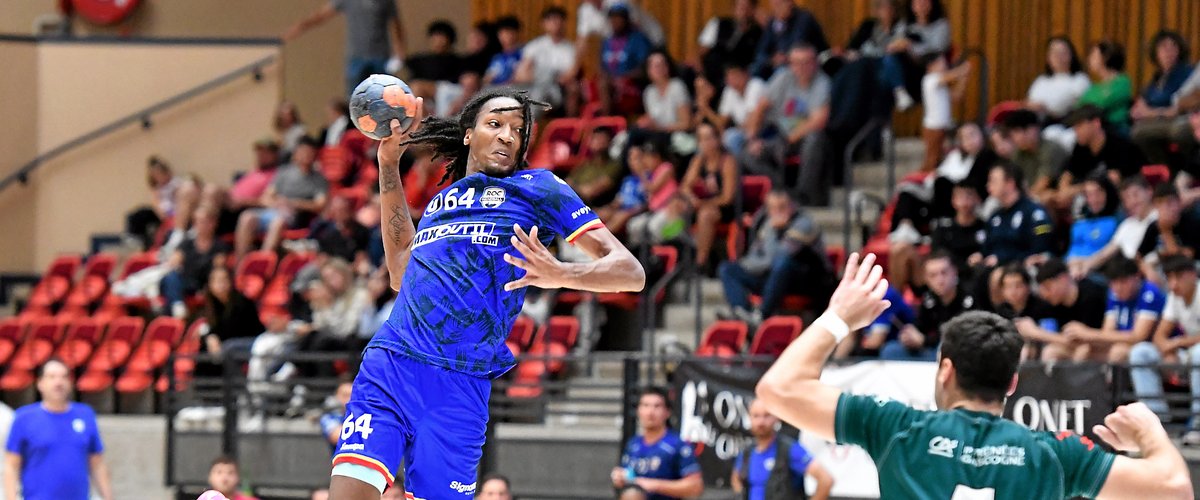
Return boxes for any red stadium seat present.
[0,318,67,391]
[118,252,158,280]
[25,255,82,311]
[506,357,547,399]
[748,248,845,313]
[749,316,803,357]
[697,320,749,357]
[55,317,106,370]
[157,319,205,393]
[117,317,185,393]
[528,118,586,171]
[0,319,27,367]
[319,146,352,186]
[261,252,315,310]
[235,250,278,301]
[149,216,175,252]
[526,316,579,375]
[77,316,145,393]
[725,176,775,260]
[63,252,118,310]
[1142,164,1170,186]
[561,246,680,310]
[987,100,1026,127]
[506,315,536,356]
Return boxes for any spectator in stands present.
[273,101,309,161]
[1130,255,1200,444]
[228,138,281,212]
[576,0,665,47]
[611,387,704,500]
[970,163,1054,268]
[731,399,834,500]
[1026,36,1091,123]
[282,0,406,95]
[927,180,986,276]
[295,258,368,377]
[1065,255,1165,363]
[207,456,259,500]
[566,128,623,206]
[201,267,264,365]
[1056,104,1146,206]
[513,6,577,110]
[1064,172,1121,279]
[318,377,352,455]
[1074,176,1158,279]
[931,122,995,215]
[1178,107,1200,206]
[477,473,513,500]
[919,52,971,172]
[483,16,524,87]
[1131,30,1194,165]
[718,190,832,325]
[999,110,1068,203]
[597,141,676,237]
[696,0,762,88]
[126,156,184,250]
[354,269,395,354]
[161,208,229,318]
[246,311,295,394]
[405,20,463,103]
[695,62,765,153]
[994,264,1052,323]
[234,137,330,259]
[319,97,351,148]
[617,485,650,500]
[881,250,977,361]
[1080,40,1133,132]
[1019,258,1109,362]
[842,0,907,62]
[750,0,828,80]
[1145,184,1200,264]
[625,147,684,248]
[678,122,738,268]
[599,5,654,116]
[638,50,693,134]
[461,21,501,79]
[307,196,369,264]
[743,43,832,206]
[4,359,112,500]
[855,286,915,358]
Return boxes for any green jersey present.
[835,393,1115,499]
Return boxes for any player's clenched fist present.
[826,253,891,330]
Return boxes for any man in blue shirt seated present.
[1065,255,1166,363]
[611,387,703,500]
[732,399,834,500]
[4,358,112,500]
[319,377,354,456]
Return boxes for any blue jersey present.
[5,403,103,500]
[486,48,523,85]
[733,439,814,500]
[867,287,915,342]
[319,410,345,456]
[620,431,702,500]
[1065,215,1119,260]
[370,169,604,377]
[1105,280,1166,331]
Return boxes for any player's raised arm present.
[756,253,890,441]
[1092,403,1192,498]
[503,225,645,293]
[376,100,424,290]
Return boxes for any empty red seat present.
[506,358,546,399]
[157,319,205,393]
[55,317,106,370]
[697,320,749,357]
[749,316,804,357]
[25,255,82,311]
[528,118,585,171]
[63,253,119,310]
[235,250,278,301]
[506,316,536,356]
[0,319,26,366]
[78,316,145,393]
[261,252,314,310]
[526,316,579,375]
[117,317,185,393]
[1,318,67,391]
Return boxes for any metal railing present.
[842,116,893,253]
[0,48,277,192]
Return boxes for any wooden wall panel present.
[473,0,1200,134]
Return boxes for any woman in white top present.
[1026,36,1091,123]
[638,50,692,133]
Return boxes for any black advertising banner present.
[1003,363,1115,441]
[673,359,770,488]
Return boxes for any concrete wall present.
[0,41,40,272]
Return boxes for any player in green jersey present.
[757,253,1193,499]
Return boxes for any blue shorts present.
[332,347,490,497]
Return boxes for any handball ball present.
[349,74,416,140]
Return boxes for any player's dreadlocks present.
[401,88,550,185]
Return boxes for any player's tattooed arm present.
[376,103,424,289]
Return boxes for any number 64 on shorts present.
[341,413,375,440]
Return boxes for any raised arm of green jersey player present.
[375,104,424,290]
[756,253,891,440]
[1091,402,1192,498]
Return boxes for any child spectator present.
[597,142,677,237]
[919,53,970,172]
[624,144,683,247]
[318,377,352,455]
[294,259,368,378]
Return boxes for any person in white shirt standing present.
[1129,255,1200,445]
[513,6,577,111]
[919,52,970,173]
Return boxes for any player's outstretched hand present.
[504,224,568,291]
[826,252,891,330]
[1093,402,1169,453]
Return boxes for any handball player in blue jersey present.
[329,89,646,499]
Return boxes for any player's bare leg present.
[329,474,383,500]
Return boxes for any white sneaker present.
[1183,429,1200,446]
[171,302,188,319]
[889,221,922,245]
[894,88,915,111]
[271,362,297,382]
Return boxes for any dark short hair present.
[295,135,320,150]
[990,162,1025,192]
[1162,254,1196,276]
[427,20,457,45]
[34,357,69,380]
[211,455,238,469]
[951,179,977,192]
[939,311,1023,403]
[1103,254,1140,281]
[1063,104,1105,126]
[1148,30,1190,72]
[1092,39,1126,72]
[1000,263,1031,286]
[480,473,511,490]
[1044,36,1084,75]
[1001,109,1040,131]
[1153,183,1180,201]
[1034,258,1068,283]
[638,386,670,407]
[495,16,521,32]
[920,51,946,68]
[1119,175,1150,192]
[924,249,955,267]
[724,60,750,73]
[542,5,567,20]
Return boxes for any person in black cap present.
[1054,104,1147,207]
[999,109,1068,204]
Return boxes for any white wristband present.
[814,311,850,343]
